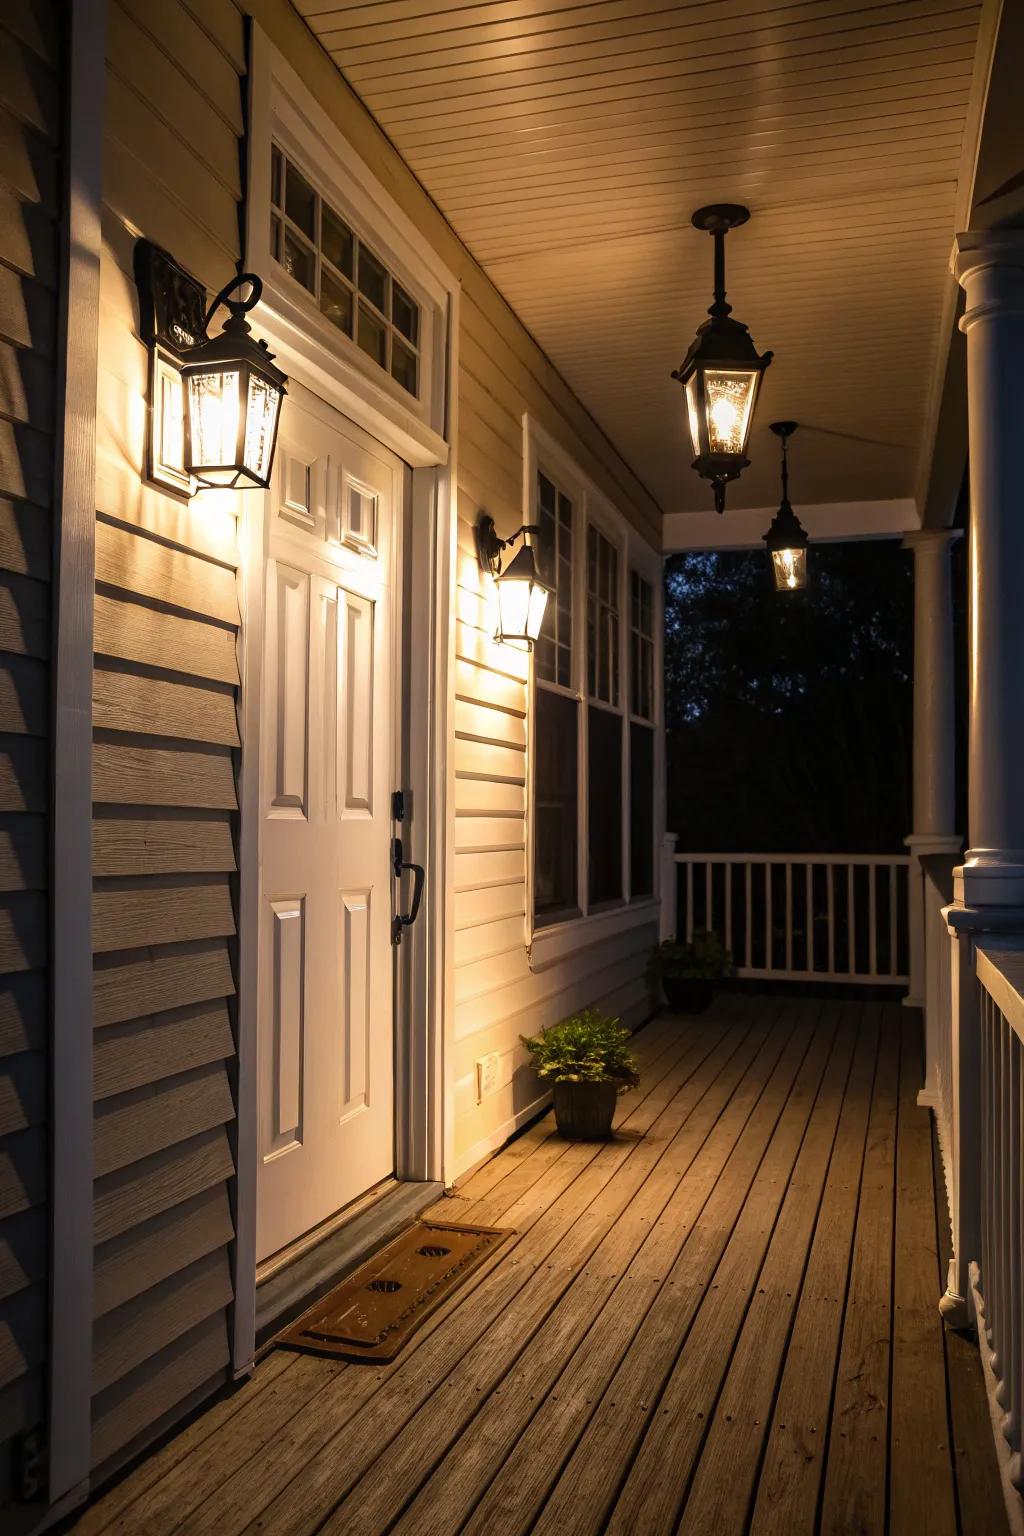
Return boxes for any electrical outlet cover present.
[476,1052,501,1101]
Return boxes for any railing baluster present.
[868,862,878,979]
[847,864,856,975]
[785,862,793,973]
[724,863,732,956]
[889,862,898,976]
[1008,1030,1020,1457]
[765,863,773,973]
[827,862,835,975]
[806,863,814,973]
[705,861,713,937]
[685,862,694,944]
[744,863,752,972]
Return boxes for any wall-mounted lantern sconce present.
[134,240,287,497]
[763,421,809,592]
[476,515,551,650]
[672,205,772,514]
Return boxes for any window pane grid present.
[630,570,655,721]
[587,525,620,708]
[270,142,421,399]
[536,472,573,690]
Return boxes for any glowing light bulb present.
[771,546,807,593]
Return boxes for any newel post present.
[660,833,678,942]
[940,911,981,1327]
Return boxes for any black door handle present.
[392,836,425,944]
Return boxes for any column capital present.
[952,229,1024,328]
[901,528,961,554]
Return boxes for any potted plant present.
[522,1008,639,1141]
[651,930,733,1014]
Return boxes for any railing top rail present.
[976,937,1024,1045]
[671,852,912,867]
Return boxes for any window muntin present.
[270,143,421,400]
[630,720,655,899]
[534,687,579,920]
[630,571,655,721]
[588,705,623,906]
[587,525,620,707]
[535,471,574,690]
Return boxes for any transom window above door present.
[270,143,421,400]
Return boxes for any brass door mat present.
[276,1219,513,1363]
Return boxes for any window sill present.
[528,898,659,972]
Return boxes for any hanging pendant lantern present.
[179,273,287,491]
[763,421,809,592]
[672,205,773,514]
[476,515,552,649]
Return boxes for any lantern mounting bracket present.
[475,514,540,577]
[133,239,209,355]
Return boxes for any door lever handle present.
[392,836,425,944]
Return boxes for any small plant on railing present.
[651,930,733,1014]
[522,1009,639,1140]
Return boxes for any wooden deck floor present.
[72,995,1007,1536]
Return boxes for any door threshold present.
[254,1178,444,1350]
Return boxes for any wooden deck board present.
[69,995,1008,1536]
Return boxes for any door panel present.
[257,384,401,1263]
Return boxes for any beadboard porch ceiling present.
[294,0,993,530]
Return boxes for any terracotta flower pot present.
[552,1080,618,1140]
[662,976,715,1014]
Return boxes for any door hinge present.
[14,1426,46,1503]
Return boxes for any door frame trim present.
[232,30,459,1376]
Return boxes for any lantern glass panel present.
[771,546,808,593]
[497,577,532,646]
[187,368,240,479]
[704,369,757,455]
[243,371,282,484]
[684,376,702,456]
[526,582,549,643]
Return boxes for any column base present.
[955,852,1024,907]
[939,1287,973,1331]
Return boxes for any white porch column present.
[953,230,1024,905]
[902,531,961,1106]
[941,229,1024,1326]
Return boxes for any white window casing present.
[524,416,664,971]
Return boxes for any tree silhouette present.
[664,541,921,854]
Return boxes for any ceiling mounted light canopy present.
[476,515,552,650]
[763,421,809,593]
[672,205,773,514]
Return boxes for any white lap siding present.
[90,0,245,1477]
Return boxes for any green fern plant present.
[521,1008,639,1089]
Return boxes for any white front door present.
[257,383,402,1263]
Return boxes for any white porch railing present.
[668,853,912,985]
[971,940,1024,1492]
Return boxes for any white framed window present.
[526,419,662,945]
[629,571,657,900]
[246,30,453,465]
